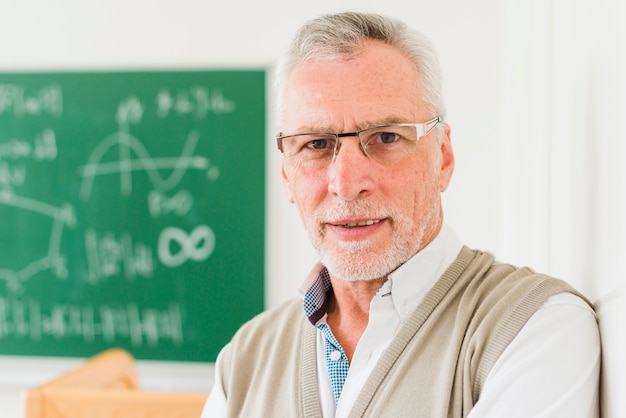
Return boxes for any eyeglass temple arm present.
[424,116,441,134]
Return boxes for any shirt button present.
[330,350,341,361]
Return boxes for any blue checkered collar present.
[299,263,332,326]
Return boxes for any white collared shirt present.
[202,225,600,417]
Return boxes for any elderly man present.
[202,11,600,417]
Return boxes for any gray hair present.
[274,12,447,123]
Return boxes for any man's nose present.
[332,132,368,161]
[327,136,374,201]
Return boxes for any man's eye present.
[305,138,333,150]
[377,132,401,144]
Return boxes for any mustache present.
[316,200,390,224]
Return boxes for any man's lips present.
[324,217,387,240]
[335,219,383,228]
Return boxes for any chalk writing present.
[78,128,218,201]
[0,162,26,189]
[156,86,235,119]
[148,190,194,218]
[0,129,57,161]
[84,228,154,284]
[116,96,144,127]
[0,296,183,347]
[158,225,215,268]
[0,84,62,117]
[0,190,76,292]
[0,129,57,191]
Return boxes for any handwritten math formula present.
[0,71,266,361]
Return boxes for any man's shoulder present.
[230,297,306,348]
[462,247,589,303]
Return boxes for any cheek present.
[282,159,309,203]
[288,168,328,211]
[401,158,442,217]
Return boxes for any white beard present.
[307,200,437,282]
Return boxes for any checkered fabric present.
[319,323,349,404]
[303,268,332,324]
[302,267,349,404]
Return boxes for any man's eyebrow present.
[357,116,408,130]
[290,116,410,134]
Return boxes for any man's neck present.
[326,276,387,363]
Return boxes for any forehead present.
[281,40,426,132]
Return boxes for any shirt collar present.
[300,264,332,325]
[387,224,463,321]
[299,224,463,324]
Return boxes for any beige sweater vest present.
[217,247,588,417]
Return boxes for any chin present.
[320,248,405,282]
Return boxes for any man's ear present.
[438,124,455,192]
[280,160,296,204]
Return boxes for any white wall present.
[497,1,625,415]
[1,0,623,417]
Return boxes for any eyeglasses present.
[276,116,441,169]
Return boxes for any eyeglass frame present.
[275,116,442,161]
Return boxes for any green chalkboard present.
[0,70,265,362]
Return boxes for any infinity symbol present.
[158,225,215,268]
